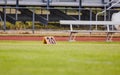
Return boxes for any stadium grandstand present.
[0,0,120,32]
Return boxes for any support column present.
[16,0,19,21]
[108,0,112,21]
[46,0,50,22]
[78,0,82,20]
[89,8,92,30]
[3,0,7,32]
[32,9,35,34]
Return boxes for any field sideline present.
[0,41,120,75]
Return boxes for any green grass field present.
[0,41,120,75]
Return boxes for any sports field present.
[0,41,120,75]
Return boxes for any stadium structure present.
[0,0,120,32]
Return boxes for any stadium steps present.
[18,8,48,25]
[0,11,16,24]
[49,9,77,20]
[8,14,32,22]
[38,14,66,22]
[49,14,64,22]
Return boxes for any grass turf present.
[0,41,120,75]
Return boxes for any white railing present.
[96,0,120,21]
[96,0,120,30]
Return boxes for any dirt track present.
[0,30,120,41]
[0,36,120,42]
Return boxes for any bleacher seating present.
[50,9,76,20]
[0,11,16,24]
[19,8,48,25]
